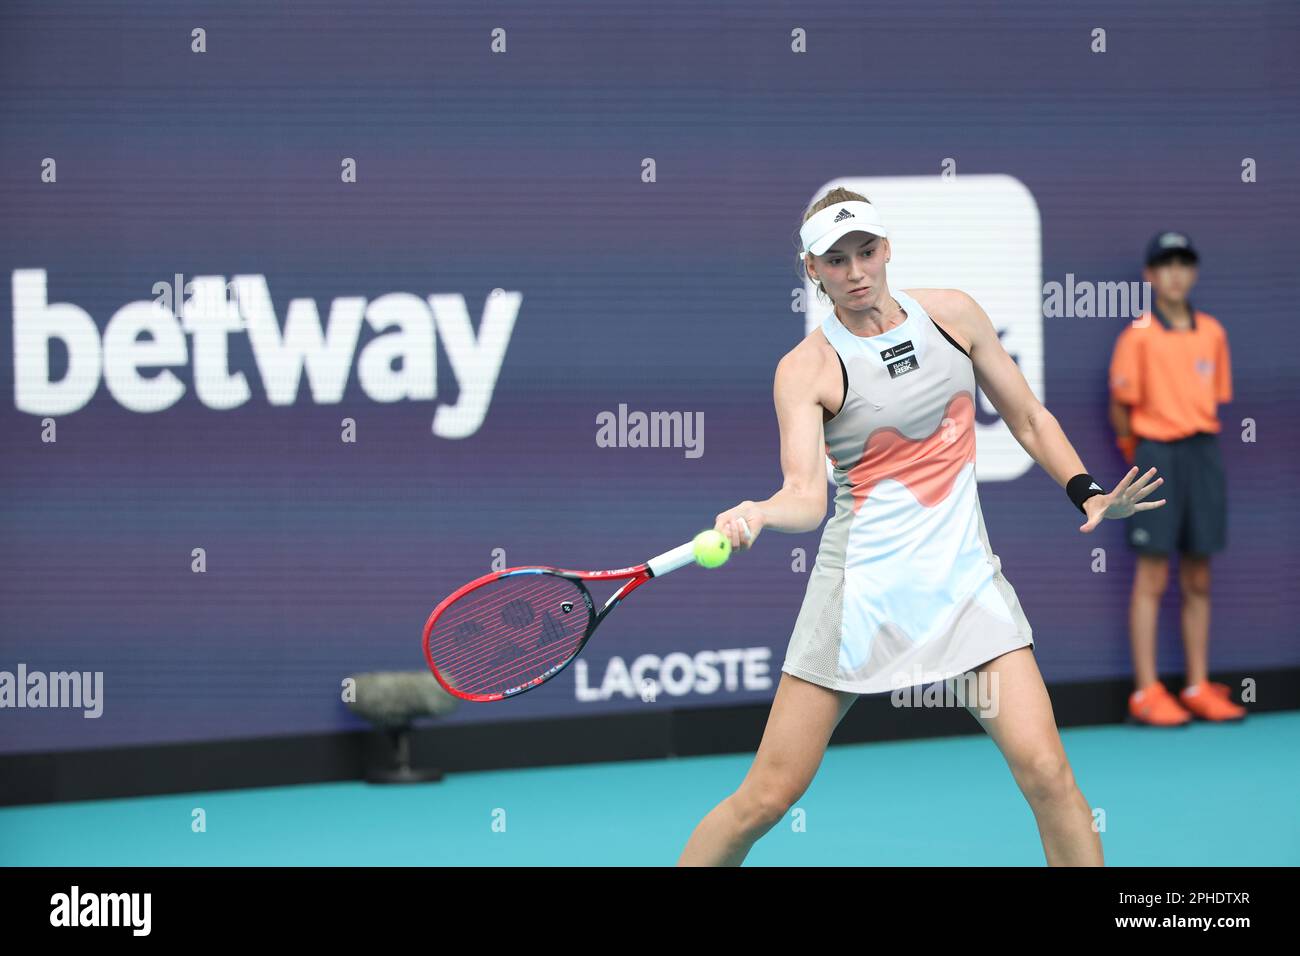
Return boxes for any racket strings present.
[427,574,592,696]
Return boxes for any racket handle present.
[647,541,696,577]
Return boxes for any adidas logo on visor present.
[833,208,855,222]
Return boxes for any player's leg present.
[677,672,856,866]
[952,647,1103,866]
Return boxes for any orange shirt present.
[1109,304,1232,441]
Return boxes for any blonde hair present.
[795,186,872,305]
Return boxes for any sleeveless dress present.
[782,288,1034,695]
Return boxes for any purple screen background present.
[2,1,1298,753]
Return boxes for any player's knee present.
[1015,751,1075,805]
[734,782,801,832]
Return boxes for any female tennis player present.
[676,187,1166,866]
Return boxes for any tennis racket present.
[422,519,751,702]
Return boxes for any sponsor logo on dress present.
[886,355,919,379]
[879,340,914,361]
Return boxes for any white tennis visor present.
[798,200,889,256]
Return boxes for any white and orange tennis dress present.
[783,289,1034,694]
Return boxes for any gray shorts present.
[1127,432,1227,557]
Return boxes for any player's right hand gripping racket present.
[422,521,750,702]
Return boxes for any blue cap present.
[1144,230,1199,266]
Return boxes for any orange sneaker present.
[1128,680,1192,726]
[1180,681,1246,721]
[1207,680,1236,701]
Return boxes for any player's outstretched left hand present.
[1079,466,1166,533]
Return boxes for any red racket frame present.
[421,562,656,702]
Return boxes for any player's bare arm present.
[926,288,1166,531]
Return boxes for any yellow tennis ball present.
[693,529,731,568]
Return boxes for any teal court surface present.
[3,712,1296,866]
